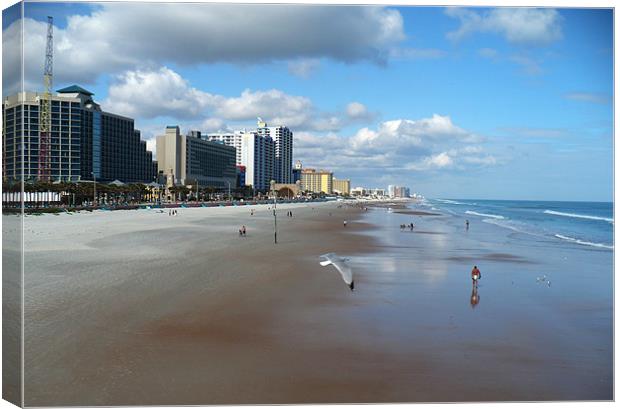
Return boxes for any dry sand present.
[20,202,389,405]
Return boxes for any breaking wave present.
[544,210,613,223]
[554,234,613,250]
[465,210,505,220]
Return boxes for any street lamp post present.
[91,172,97,207]
[271,180,277,244]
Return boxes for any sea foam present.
[554,234,613,250]
[544,210,613,223]
[435,199,468,205]
[465,210,505,220]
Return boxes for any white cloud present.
[103,67,220,119]
[295,114,495,179]
[501,127,567,138]
[446,7,563,46]
[214,89,313,127]
[346,102,371,119]
[288,59,321,79]
[201,118,231,133]
[145,137,156,155]
[388,47,447,60]
[478,47,499,59]
[407,152,454,171]
[103,66,376,133]
[509,54,543,75]
[565,92,611,105]
[5,4,406,95]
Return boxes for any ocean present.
[346,198,613,399]
[424,199,613,250]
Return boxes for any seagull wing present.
[331,258,353,285]
[320,253,353,285]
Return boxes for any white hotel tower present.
[256,118,293,184]
[209,130,274,191]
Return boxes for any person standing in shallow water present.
[466,219,470,230]
[471,265,481,285]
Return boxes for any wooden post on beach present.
[271,180,277,244]
[91,172,97,207]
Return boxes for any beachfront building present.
[292,160,303,183]
[394,186,411,198]
[371,188,386,197]
[236,165,246,188]
[351,187,366,196]
[209,131,274,191]
[207,132,243,165]
[388,185,396,198]
[156,126,237,189]
[301,168,333,194]
[332,177,351,195]
[256,118,293,184]
[2,86,157,183]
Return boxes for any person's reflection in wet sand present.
[470,283,480,309]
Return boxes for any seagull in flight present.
[320,253,354,291]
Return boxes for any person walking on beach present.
[343,220,347,228]
[239,228,243,236]
[471,265,481,285]
[242,225,246,236]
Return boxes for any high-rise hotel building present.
[209,131,274,191]
[2,85,157,183]
[301,168,333,194]
[332,178,351,195]
[156,126,237,188]
[256,118,292,184]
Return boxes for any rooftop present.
[56,85,94,96]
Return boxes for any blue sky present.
[2,2,613,201]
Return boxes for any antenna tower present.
[38,16,53,181]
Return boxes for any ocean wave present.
[554,234,613,250]
[544,210,613,223]
[465,210,505,220]
[435,199,468,205]
[483,218,528,234]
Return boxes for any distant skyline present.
[2,2,613,201]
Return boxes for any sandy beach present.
[12,199,613,405]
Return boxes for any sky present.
[2,2,614,201]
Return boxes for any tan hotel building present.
[301,168,333,194]
[332,178,351,195]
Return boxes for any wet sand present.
[394,210,441,216]
[19,200,613,405]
